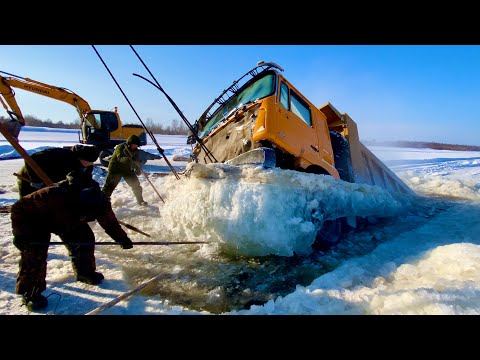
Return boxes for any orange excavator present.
[0,70,146,165]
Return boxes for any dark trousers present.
[102,171,144,203]
[14,224,97,297]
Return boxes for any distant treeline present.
[363,140,480,151]
[2,114,479,150]
[0,115,190,135]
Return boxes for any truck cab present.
[191,62,340,178]
[190,61,413,195]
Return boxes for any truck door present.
[275,82,320,165]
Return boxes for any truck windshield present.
[199,73,276,139]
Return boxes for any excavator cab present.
[82,111,119,149]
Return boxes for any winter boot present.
[132,184,146,206]
[76,271,104,285]
[23,294,48,311]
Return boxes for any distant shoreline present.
[3,124,479,152]
[362,140,480,151]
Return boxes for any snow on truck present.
[185,61,415,248]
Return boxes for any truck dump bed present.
[320,103,414,195]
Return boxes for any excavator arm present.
[0,75,25,124]
[0,71,99,130]
[0,75,26,140]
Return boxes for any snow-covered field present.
[1,127,480,315]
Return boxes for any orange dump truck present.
[189,61,413,196]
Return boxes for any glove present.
[119,237,133,249]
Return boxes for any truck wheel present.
[312,218,343,251]
[329,130,354,183]
[99,149,113,167]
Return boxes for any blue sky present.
[1,45,479,145]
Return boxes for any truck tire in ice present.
[329,130,354,183]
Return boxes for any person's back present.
[12,181,80,238]
[12,180,127,240]
[18,147,78,182]
[17,145,99,198]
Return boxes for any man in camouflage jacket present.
[102,134,160,206]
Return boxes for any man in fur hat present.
[16,144,100,198]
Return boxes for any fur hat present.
[72,145,99,162]
[126,135,141,146]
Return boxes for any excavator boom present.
[0,71,96,128]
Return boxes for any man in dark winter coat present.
[11,175,133,311]
[102,134,161,206]
[17,144,100,198]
